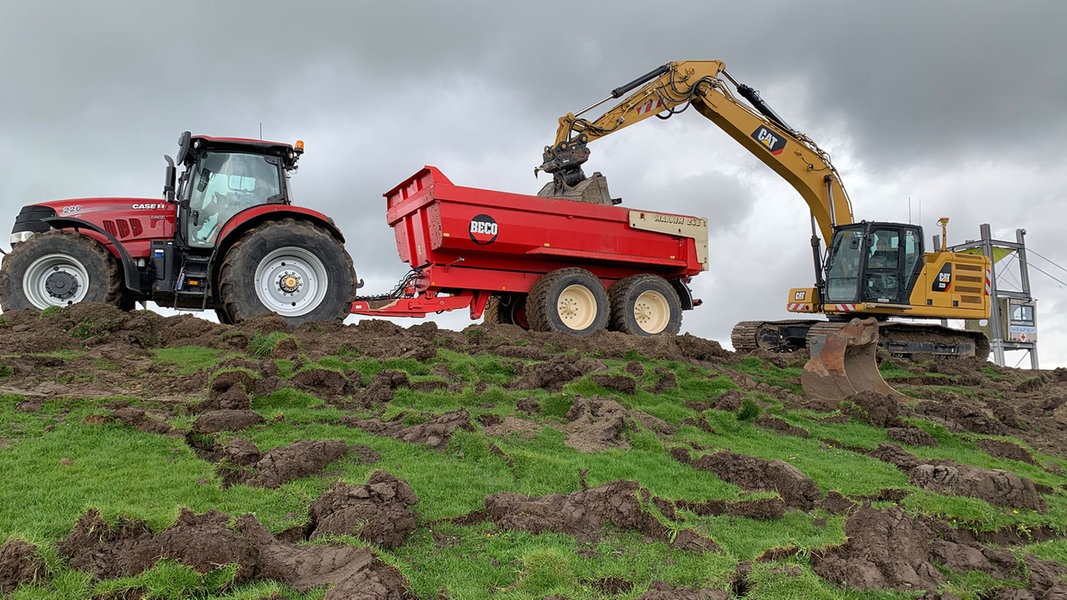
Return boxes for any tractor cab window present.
[184,152,282,248]
[825,229,863,302]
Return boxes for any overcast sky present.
[3,1,1066,368]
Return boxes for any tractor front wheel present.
[217,219,356,325]
[0,230,123,312]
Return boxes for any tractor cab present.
[823,222,924,306]
[165,132,303,250]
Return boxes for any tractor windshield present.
[185,152,282,248]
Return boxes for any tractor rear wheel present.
[217,219,356,325]
[526,268,608,336]
[609,274,682,336]
[0,230,123,312]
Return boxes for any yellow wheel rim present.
[557,284,597,330]
[633,290,670,334]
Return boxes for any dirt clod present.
[0,538,47,592]
[689,450,821,510]
[309,471,419,549]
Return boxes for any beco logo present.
[469,214,498,245]
[751,125,786,155]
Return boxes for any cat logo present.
[793,290,807,301]
[468,214,499,245]
[751,125,786,156]
[932,263,952,292]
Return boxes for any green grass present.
[152,346,227,374]
[1,336,1065,598]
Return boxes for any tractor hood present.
[10,197,175,244]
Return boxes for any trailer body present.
[352,165,707,321]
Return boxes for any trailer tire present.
[609,274,682,336]
[484,294,529,329]
[0,230,123,312]
[217,219,356,326]
[527,268,608,336]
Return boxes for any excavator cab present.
[824,222,923,306]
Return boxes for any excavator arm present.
[538,60,854,243]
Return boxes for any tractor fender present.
[209,205,348,289]
[213,205,346,252]
[41,216,142,292]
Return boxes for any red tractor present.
[0,132,356,325]
[1,133,707,336]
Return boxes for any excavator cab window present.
[863,228,903,303]
[825,229,863,302]
[181,152,283,248]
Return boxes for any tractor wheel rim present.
[254,247,328,317]
[557,284,597,330]
[23,254,90,309]
[633,290,670,334]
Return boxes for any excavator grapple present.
[801,318,909,404]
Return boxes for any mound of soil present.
[885,426,938,447]
[484,480,719,551]
[686,450,821,510]
[908,463,1048,512]
[812,506,1067,595]
[309,471,419,549]
[57,504,414,598]
[190,409,265,434]
[219,439,354,489]
[976,438,1038,464]
[561,396,675,452]
[563,396,631,452]
[841,391,904,427]
[0,538,47,592]
[341,409,474,450]
[511,355,607,391]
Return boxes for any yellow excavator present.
[537,60,991,398]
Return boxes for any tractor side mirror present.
[163,155,177,202]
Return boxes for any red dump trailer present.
[351,166,708,336]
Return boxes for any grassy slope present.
[0,328,1065,599]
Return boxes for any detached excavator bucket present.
[801,318,908,404]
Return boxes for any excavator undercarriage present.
[733,316,990,404]
[731,319,990,361]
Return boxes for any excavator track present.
[731,320,820,353]
[876,322,990,361]
[732,319,989,361]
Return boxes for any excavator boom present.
[539,60,854,243]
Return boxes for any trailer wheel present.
[217,219,356,325]
[609,274,682,336]
[0,230,123,312]
[527,268,608,336]
[484,294,529,329]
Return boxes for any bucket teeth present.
[801,317,908,404]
